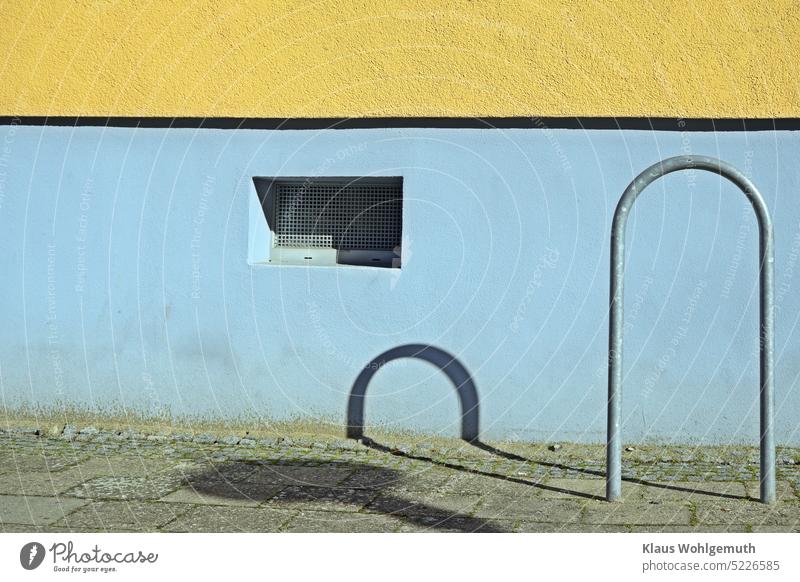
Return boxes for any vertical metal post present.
[759,203,776,503]
[607,155,775,503]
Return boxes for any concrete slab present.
[367,492,483,519]
[160,483,284,507]
[743,480,797,502]
[162,506,295,532]
[641,481,748,502]
[583,502,692,526]
[693,500,800,527]
[516,522,629,533]
[340,466,453,493]
[440,473,545,497]
[246,465,354,487]
[51,500,191,531]
[0,469,89,496]
[64,475,181,501]
[538,478,641,501]
[394,516,511,533]
[268,486,378,512]
[474,497,584,522]
[0,494,86,526]
[0,450,86,473]
[284,510,404,533]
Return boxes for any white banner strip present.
[1,533,797,581]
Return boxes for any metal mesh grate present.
[274,181,403,251]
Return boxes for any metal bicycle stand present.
[606,155,775,504]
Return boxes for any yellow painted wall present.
[1,1,798,118]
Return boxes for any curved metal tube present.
[607,155,775,503]
[346,344,480,442]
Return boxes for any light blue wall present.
[1,123,799,444]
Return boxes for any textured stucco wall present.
[1,122,799,443]
[1,1,798,118]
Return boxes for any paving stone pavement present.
[0,429,798,533]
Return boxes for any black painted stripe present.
[0,116,798,131]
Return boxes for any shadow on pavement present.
[187,459,507,532]
[472,441,749,501]
[360,437,605,501]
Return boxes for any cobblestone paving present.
[0,427,798,533]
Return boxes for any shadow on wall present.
[346,344,480,442]
[186,460,505,533]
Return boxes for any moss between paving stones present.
[2,410,800,511]
[1,424,799,533]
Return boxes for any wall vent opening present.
[253,176,403,268]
